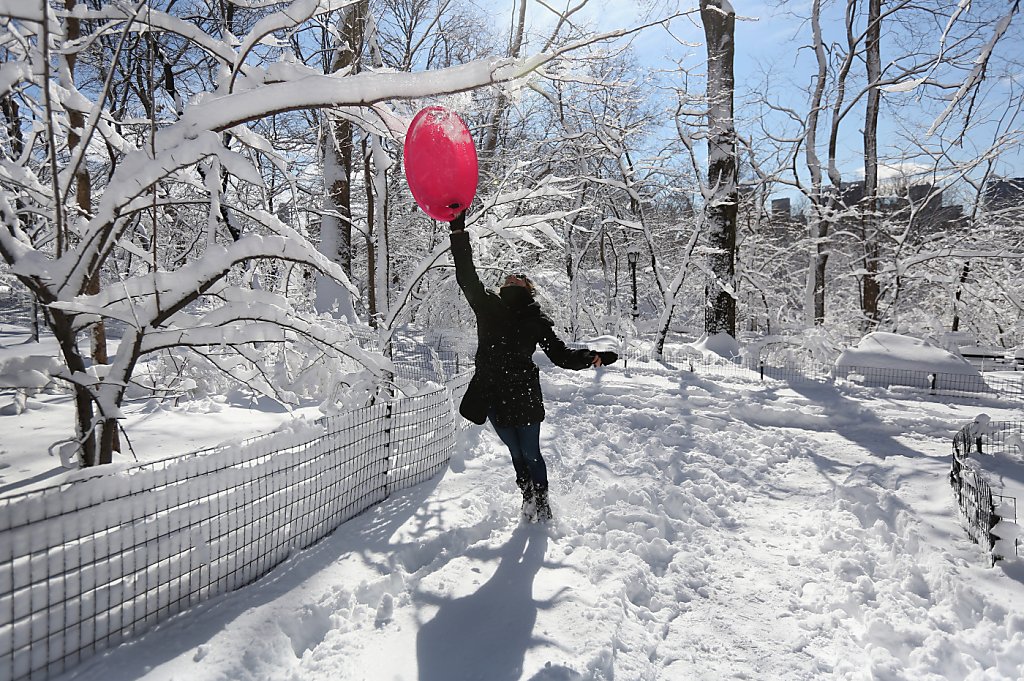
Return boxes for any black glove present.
[596,351,618,366]
[448,210,466,232]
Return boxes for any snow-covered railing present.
[950,420,1023,564]
[591,341,835,385]
[0,385,460,681]
[833,364,1024,398]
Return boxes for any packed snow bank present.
[837,332,981,376]
[0,354,61,390]
[0,392,323,495]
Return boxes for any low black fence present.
[950,421,1023,564]
[834,365,1024,399]
[0,385,459,681]
[611,340,1023,401]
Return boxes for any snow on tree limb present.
[228,0,355,92]
[180,57,540,135]
[39,130,264,297]
[926,3,1019,137]
[79,4,249,71]
[138,307,390,377]
[50,233,358,323]
[166,8,695,135]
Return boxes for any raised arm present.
[448,212,489,309]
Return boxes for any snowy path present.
[57,368,1024,681]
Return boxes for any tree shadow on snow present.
[0,465,67,495]
[525,664,587,680]
[765,380,924,461]
[755,381,947,520]
[416,523,550,681]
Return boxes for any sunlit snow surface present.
[32,363,1023,681]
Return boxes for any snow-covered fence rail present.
[950,421,1023,564]
[557,337,1024,399]
[0,386,458,681]
[834,365,1024,399]
[625,349,1023,400]
[951,428,997,553]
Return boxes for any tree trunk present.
[951,261,970,332]
[325,119,354,274]
[315,2,367,321]
[364,9,390,327]
[2,92,37,339]
[364,137,377,325]
[700,0,737,337]
[66,0,118,461]
[806,0,829,326]
[369,134,391,326]
[480,0,528,174]
[49,309,98,466]
[861,0,882,329]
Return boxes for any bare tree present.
[700,0,738,338]
[860,0,882,328]
[315,1,369,321]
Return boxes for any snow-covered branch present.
[927,2,1020,136]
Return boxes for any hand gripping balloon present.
[403,106,479,222]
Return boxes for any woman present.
[448,211,616,522]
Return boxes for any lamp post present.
[627,247,640,323]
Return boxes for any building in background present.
[982,177,1024,223]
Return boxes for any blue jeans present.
[488,410,547,490]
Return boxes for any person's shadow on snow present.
[416,523,549,681]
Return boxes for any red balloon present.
[403,106,479,222]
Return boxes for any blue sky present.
[483,0,1024,199]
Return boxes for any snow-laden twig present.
[926,3,1020,137]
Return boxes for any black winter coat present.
[451,230,596,426]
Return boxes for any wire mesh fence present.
[633,350,1023,400]
[834,365,1024,399]
[0,284,36,331]
[353,330,465,385]
[950,421,1023,564]
[951,427,997,555]
[0,385,458,681]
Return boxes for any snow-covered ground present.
[18,357,1021,681]
[0,380,321,497]
[0,325,323,495]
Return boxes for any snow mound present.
[687,332,741,361]
[836,332,980,376]
[0,355,61,389]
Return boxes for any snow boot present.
[532,487,553,523]
[517,478,536,520]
